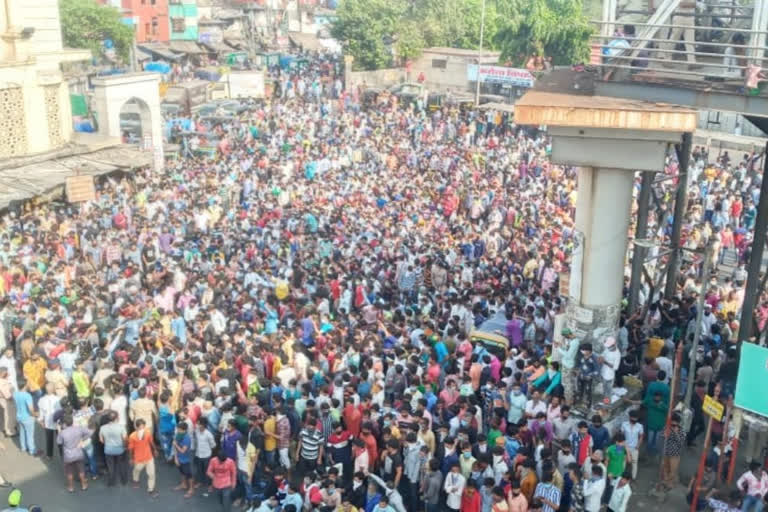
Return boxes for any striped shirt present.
[533,482,561,512]
[299,428,324,460]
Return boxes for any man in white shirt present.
[655,347,673,385]
[608,472,632,512]
[37,382,61,459]
[525,390,547,426]
[583,464,606,512]
[620,410,644,480]
[443,463,465,512]
[600,337,621,401]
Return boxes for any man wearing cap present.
[1,489,26,512]
[599,337,621,401]
[556,328,580,406]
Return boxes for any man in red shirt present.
[359,422,378,470]
[207,451,236,512]
[342,397,362,437]
[128,419,158,497]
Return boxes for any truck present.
[162,80,210,116]
[225,71,266,99]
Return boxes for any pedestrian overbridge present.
[587,0,768,133]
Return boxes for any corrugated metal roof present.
[0,145,151,209]
[138,43,181,61]
[169,40,206,54]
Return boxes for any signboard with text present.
[66,175,96,203]
[702,395,724,421]
[467,65,535,88]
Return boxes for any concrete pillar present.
[566,164,635,347]
[514,92,697,348]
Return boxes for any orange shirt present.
[128,431,154,463]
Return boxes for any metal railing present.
[590,20,768,81]
[592,0,768,83]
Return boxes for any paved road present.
[0,427,703,512]
[0,430,215,512]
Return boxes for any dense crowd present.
[0,53,767,512]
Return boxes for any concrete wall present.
[17,0,64,54]
[346,68,404,90]
[0,63,73,157]
[411,50,500,94]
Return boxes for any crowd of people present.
[0,51,766,512]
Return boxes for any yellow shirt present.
[263,416,277,451]
[23,358,47,392]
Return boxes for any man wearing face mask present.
[346,471,367,509]
[699,303,717,338]
[206,450,237,512]
[599,337,621,401]
[575,344,599,409]
[620,410,644,480]
[506,382,526,427]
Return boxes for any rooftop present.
[422,47,501,58]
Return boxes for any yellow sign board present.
[702,395,724,422]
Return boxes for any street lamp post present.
[474,0,487,105]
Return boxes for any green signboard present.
[735,342,768,417]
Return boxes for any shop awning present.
[200,41,231,53]
[138,43,181,61]
[169,40,206,54]
[136,47,153,61]
[0,145,152,209]
[224,37,246,50]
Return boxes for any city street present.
[0,428,716,512]
[1,432,211,512]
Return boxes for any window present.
[152,17,158,35]
[145,22,150,36]
[171,17,186,33]
[431,59,447,69]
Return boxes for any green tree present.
[332,0,503,70]
[331,0,407,70]
[494,0,593,66]
[59,0,134,62]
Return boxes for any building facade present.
[411,47,501,93]
[122,0,170,43]
[169,0,199,40]
[0,0,91,158]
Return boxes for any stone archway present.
[92,72,164,170]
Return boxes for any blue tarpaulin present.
[74,121,95,133]
[145,61,171,73]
